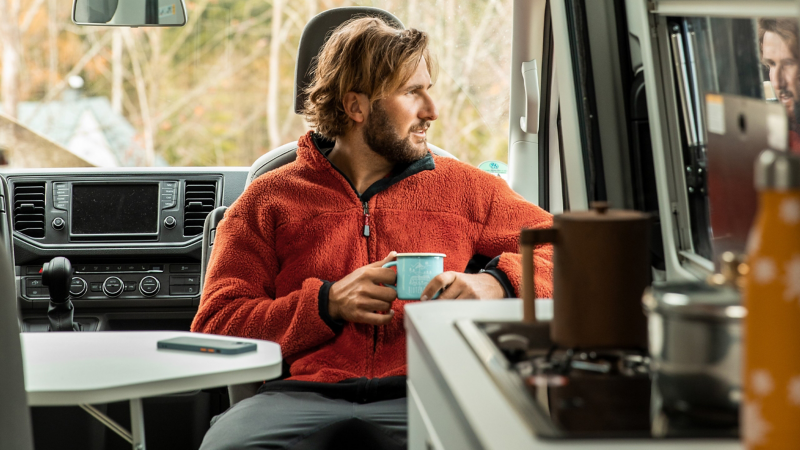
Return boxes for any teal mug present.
[382,253,446,300]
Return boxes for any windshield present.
[0,0,512,168]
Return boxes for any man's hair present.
[303,16,437,139]
[758,18,800,60]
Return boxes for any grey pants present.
[199,391,407,450]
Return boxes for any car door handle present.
[520,59,540,135]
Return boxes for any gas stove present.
[456,320,739,440]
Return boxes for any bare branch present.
[41,31,113,103]
[122,29,155,166]
[20,0,46,34]
[153,40,269,124]
[161,0,213,65]
[267,0,284,148]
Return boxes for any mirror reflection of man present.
[192,16,553,450]
[759,18,800,152]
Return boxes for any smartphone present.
[157,336,257,354]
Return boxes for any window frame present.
[627,0,800,281]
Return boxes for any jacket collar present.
[298,131,435,202]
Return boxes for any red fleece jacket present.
[191,131,553,383]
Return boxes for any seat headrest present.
[293,7,404,115]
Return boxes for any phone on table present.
[157,336,257,354]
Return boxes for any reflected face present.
[762,30,800,121]
[363,58,439,165]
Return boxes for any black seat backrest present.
[0,177,34,450]
[293,7,403,115]
[200,7,457,292]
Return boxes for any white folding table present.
[22,331,282,450]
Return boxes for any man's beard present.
[363,101,430,165]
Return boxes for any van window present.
[669,16,798,264]
[0,0,512,168]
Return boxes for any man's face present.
[763,30,800,121]
[363,58,439,165]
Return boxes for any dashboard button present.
[90,282,102,292]
[170,275,200,285]
[170,285,199,296]
[150,265,164,272]
[69,277,87,298]
[102,277,124,297]
[139,276,160,297]
[170,264,200,273]
[52,217,65,230]
[124,281,137,292]
[53,183,69,211]
[26,266,44,275]
[27,286,49,297]
[25,278,43,287]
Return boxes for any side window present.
[668,16,798,266]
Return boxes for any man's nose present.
[420,92,438,121]
[777,64,788,88]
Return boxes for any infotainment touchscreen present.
[72,184,159,234]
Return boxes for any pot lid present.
[556,202,651,222]
[642,281,744,320]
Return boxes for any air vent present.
[184,181,217,236]
[13,182,46,238]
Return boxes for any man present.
[193,16,553,449]
[759,18,800,152]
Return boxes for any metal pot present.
[643,281,744,415]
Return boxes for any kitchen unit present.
[406,300,742,450]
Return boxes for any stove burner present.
[524,347,650,377]
[458,320,740,440]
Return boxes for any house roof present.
[17,96,167,167]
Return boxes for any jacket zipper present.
[362,201,370,237]
[364,200,379,355]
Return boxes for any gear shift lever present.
[42,257,81,331]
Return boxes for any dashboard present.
[3,168,249,332]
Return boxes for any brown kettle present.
[520,202,651,350]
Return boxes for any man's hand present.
[420,272,504,301]
[328,252,398,325]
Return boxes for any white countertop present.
[22,331,282,406]
[404,299,741,449]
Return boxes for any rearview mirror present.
[72,0,187,27]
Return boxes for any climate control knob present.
[102,276,124,297]
[69,277,87,298]
[139,276,160,297]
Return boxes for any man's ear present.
[342,92,370,124]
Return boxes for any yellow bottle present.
[743,150,800,448]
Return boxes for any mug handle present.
[382,261,398,292]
